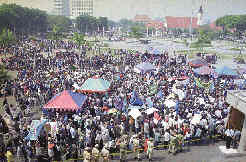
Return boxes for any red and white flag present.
[153,112,161,125]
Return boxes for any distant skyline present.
[1,0,246,21]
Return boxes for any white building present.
[53,0,70,17]
[69,0,93,19]
[226,90,246,153]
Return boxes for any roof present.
[166,16,199,29]
[134,15,151,22]
[43,90,87,111]
[165,16,222,30]
[146,20,164,29]
[226,90,246,114]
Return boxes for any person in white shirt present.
[164,130,170,149]
[225,128,233,149]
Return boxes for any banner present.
[49,122,57,137]
[195,77,211,89]
[25,120,47,141]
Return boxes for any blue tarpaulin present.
[215,66,238,76]
[135,62,156,73]
[130,91,143,106]
[25,120,48,141]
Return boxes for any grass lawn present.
[230,47,241,51]
[190,42,212,48]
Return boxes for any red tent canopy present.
[43,90,87,111]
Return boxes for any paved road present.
[105,39,245,55]
[110,141,246,162]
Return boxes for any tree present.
[0,65,9,83]
[130,25,144,39]
[216,15,246,34]
[48,24,62,41]
[72,32,85,47]
[0,28,15,48]
[47,15,72,32]
[0,4,48,35]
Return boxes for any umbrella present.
[43,90,87,111]
[135,62,156,73]
[191,114,202,125]
[108,108,118,114]
[193,66,214,75]
[215,66,238,76]
[189,59,208,68]
[145,108,159,115]
[237,68,246,75]
[173,88,185,100]
[152,49,161,55]
[128,109,142,119]
[80,77,111,92]
[164,99,176,108]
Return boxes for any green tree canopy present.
[216,15,246,32]
[76,15,108,34]
[0,28,16,48]
[0,4,48,34]
[47,15,72,32]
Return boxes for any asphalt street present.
[110,141,246,162]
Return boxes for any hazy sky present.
[4,0,246,21]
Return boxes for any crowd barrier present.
[52,134,222,162]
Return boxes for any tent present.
[145,108,159,115]
[43,90,87,111]
[128,105,142,110]
[164,99,176,108]
[193,66,214,75]
[237,68,246,75]
[135,62,156,73]
[215,66,238,76]
[128,108,142,119]
[188,59,208,68]
[191,114,202,125]
[152,49,161,55]
[80,77,111,92]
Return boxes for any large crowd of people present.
[0,38,244,162]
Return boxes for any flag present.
[25,120,48,141]
[130,90,137,103]
[157,90,163,98]
[153,112,161,124]
[197,5,203,26]
[122,97,128,113]
[175,100,179,113]
[146,97,153,107]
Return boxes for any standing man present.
[83,147,91,162]
[146,138,154,161]
[119,135,128,162]
[92,144,100,162]
[101,144,110,162]
[225,128,233,149]
[133,134,141,161]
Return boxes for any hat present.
[85,147,90,151]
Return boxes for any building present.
[226,90,246,153]
[133,15,151,24]
[0,0,26,4]
[52,0,70,16]
[165,16,199,30]
[69,0,93,19]
[146,20,164,29]
[165,16,222,31]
